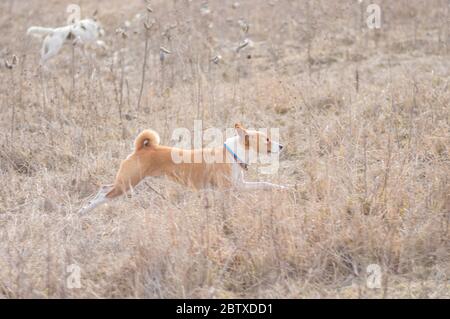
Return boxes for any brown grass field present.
[0,0,449,298]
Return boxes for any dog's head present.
[234,123,283,155]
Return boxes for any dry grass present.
[0,0,449,298]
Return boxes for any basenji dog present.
[80,124,286,213]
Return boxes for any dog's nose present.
[279,144,284,150]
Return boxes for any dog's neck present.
[224,136,249,170]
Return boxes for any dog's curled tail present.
[134,129,160,151]
[27,26,54,37]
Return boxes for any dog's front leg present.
[238,179,287,190]
[103,153,148,200]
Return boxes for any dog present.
[80,124,286,213]
[27,18,105,64]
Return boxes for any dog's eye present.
[266,138,270,143]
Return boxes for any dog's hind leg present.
[104,155,147,200]
[80,45,96,80]
[79,184,114,214]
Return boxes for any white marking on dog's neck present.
[224,136,248,165]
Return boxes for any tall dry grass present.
[0,0,448,298]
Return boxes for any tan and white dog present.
[27,18,105,64]
[80,124,286,213]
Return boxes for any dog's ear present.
[92,9,98,21]
[235,123,248,139]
